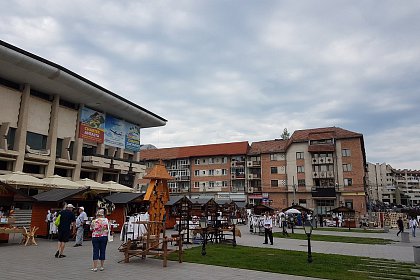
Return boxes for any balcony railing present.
[311,186,338,197]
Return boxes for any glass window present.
[271,180,279,187]
[297,166,305,173]
[344,178,353,186]
[342,149,351,157]
[296,152,304,159]
[56,138,63,158]
[7,127,16,150]
[343,164,352,172]
[271,167,278,174]
[298,179,305,187]
[26,131,47,150]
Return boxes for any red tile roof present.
[249,139,288,155]
[140,141,250,160]
[291,127,362,142]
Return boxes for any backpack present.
[54,214,61,227]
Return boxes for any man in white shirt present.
[410,217,418,237]
[263,212,273,245]
[74,206,87,247]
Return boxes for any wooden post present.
[178,235,183,263]
[163,237,168,267]
[125,240,131,263]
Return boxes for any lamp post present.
[303,220,313,263]
[199,217,207,256]
[230,216,238,247]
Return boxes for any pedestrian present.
[263,211,273,245]
[319,215,323,227]
[396,216,404,236]
[281,214,289,237]
[90,209,109,272]
[55,204,76,258]
[45,210,53,239]
[74,206,87,247]
[410,217,418,237]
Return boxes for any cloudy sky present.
[2,1,420,169]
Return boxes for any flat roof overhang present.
[0,40,167,128]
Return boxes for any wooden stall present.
[253,204,276,215]
[328,206,357,228]
[0,182,35,243]
[31,188,99,237]
[104,192,146,232]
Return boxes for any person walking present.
[263,212,273,245]
[410,217,418,237]
[397,216,404,236]
[281,214,289,237]
[90,209,109,272]
[55,204,76,258]
[45,210,53,239]
[74,206,87,247]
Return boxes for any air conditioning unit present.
[319,158,325,163]
[231,174,236,179]
[320,171,327,178]
[247,174,253,179]
[247,161,253,167]
[232,187,238,193]
[327,171,334,178]
[312,158,319,164]
[231,162,236,167]
[312,172,319,178]
[326,157,333,163]
[247,187,254,193]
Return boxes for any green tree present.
[281,128,290,140]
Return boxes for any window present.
[194,170,199,176]
[222,169,227,175]
[342,149,351,157]
[298,179,305,187]
[345,200,354,209]
[271,167,278,174]
[209,181,215,188]
[26,131,47,150]
[270,153,284,161]
[222,181,228,187]
[7,127,16,150]
[299,199,307,205]
[209,158,215,164]
[194,182,200,188]
[271,180,279,187]
[297,166,305,173]
[343,163,352,172]
[209,169,214,176]
[202,159,206,164]
[56,138,63,158]
[222,157,227,163]
[296,152,304,159]
[195,159,200,165]
[344,178,353,186]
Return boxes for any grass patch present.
[170,245,419,280]
[314,227,386,234]
[273,232,394,245]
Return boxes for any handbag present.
[54,214,61,227]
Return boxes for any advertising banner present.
[125,122,141,152]
[104,115,125,149]
[78,107,105,143]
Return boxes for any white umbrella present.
[102,181,134,193]
[0,171,45,188]
[42,175,83,190]
[285,208,301,215]
[76,178,110,192]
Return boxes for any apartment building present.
[0,40,166,189]
[139,142,249,201]
[140,127,367,214]
[366,163,420,206]
[366,163,395,203]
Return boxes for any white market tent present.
[102,181,134,193]
[41,175,83,190]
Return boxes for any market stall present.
[328,206,357,228]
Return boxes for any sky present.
[1,1,420,169]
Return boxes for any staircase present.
[12,209,32,228]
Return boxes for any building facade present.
[140,127,368,214]
[0,40,166,190]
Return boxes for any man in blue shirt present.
[55,204,76,258]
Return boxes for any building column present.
[45,95,60,176]
[13,84,30,172]
[72,105,84,181]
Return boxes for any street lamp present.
[199,217,208,256]
[230,216,238,247]
[303,220,313,263]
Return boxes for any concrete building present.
[0,40,166,191]
[393,169,420,206]
[140,127,367,214]
[366,162,395,204]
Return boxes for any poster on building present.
[104,115,126,149]
[125,122,141,151]
[79,107,105,143]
